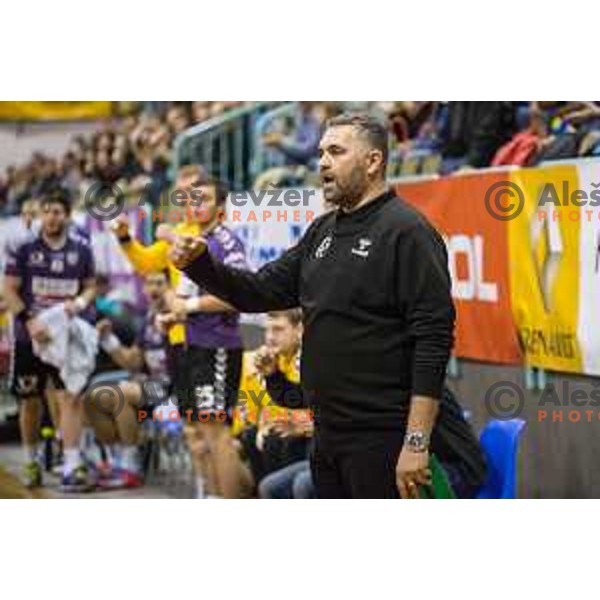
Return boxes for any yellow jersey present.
[232,349,309,436]
[120,221,202,346]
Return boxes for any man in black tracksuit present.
[171,112,486,498]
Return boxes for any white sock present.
[24,445,37,463]
[121,446,139,473]
[63,448,82,476]
[195,476,206,498]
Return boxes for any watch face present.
[406,432,429,452]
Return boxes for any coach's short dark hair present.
[326,111,389,165]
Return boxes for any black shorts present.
[10,340,65,399]
[173,346,243,423]
[139,377,170,408]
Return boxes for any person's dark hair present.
[268,308,303,327]
[326,111,389,165]
[41,186,72,215]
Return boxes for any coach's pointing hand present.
[170,234,207,269]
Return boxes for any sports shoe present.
[97,468,143,490]
[61,464,95,493]
[23,461,43,488]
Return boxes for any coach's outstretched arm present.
[170,234,304,313]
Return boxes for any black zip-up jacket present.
[184,190,455,437]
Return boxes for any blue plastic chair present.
[476,419,526,499]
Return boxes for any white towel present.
[32,304,98,394]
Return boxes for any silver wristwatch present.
[404,431,430,453]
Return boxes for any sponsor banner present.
[225,188,323,270]
[508,165,583,374]
[0,101,111,121]
[396,173,522,366]
[575,162,600,376]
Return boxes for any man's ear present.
[366,149,385,177]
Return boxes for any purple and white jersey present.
[176,224,247,349]
[136,311,168,380]
[5,234,95,341]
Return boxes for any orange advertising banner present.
[395,173,522,365]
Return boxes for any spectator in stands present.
[387,101,438,148]
[2,102,261,217]
[1,199,40,273]
[532,101,600,162]
[94,150,120,183]
[254,102,325,189]
[128,142,169,208]
[111,144,139,182]
[58,152,84,196]
[262,102,321,168]
[491,110,549,167]
[191,101,211,124]
[166,105,191,136]
[439,101,517,171]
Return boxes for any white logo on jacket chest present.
[351,238,372,258]
[315,235,333,259]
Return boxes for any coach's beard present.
[326,188,367,212]
[323,172,371,212]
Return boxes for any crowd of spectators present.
[257,101,600,183]
[0,101,247,217]
[3,101,600,218]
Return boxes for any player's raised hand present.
[169,234,207,269]
[155,224,175,243]
[112,213,131,241]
